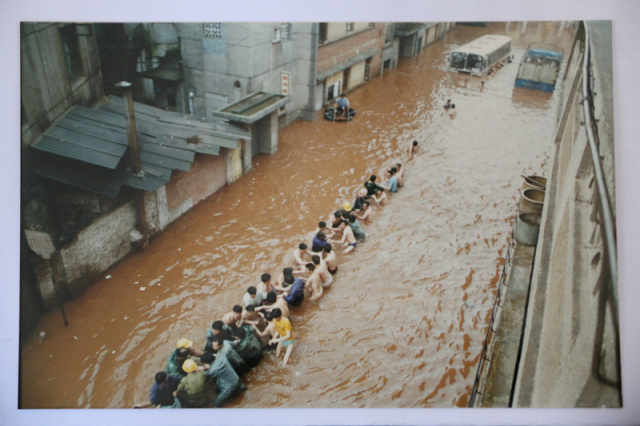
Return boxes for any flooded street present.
[20,22,576,409]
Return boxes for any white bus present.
[448,35,512,76]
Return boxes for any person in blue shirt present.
[283,275,306,307]
[387,167,399,193]
[149,372,182,408]
[312,230,331,253]
[335,94,350,119]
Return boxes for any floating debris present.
[139,287,146,292]
[464,300,475,309]
[73,336,78,340]
[105,275,112,279]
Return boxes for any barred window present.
[204,23,222,39]
[346,22,354,32]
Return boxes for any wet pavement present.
[20,22,576,409]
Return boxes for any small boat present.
[324,107,356,122]
[515,43,564,92]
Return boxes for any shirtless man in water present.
[255,291,290,319]
[290,243,310,272]
[407,140,419,161]
[330,219,357,254]
[305,263,324,302]
[311,255,333,288]
[356,200,373,223]
[395,163,404,187]
[373,188,388,206]
[323,244,338,275]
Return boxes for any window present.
[204,23,222,39]
[346,22,354,32]
[280,23,290,40]
[385,23,395,43]
[59,24,83,81]
[273,26,281,43]
[318,23,328,44]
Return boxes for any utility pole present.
[115,81,149,248]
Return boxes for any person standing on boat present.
[336,94,350,119]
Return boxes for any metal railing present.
[468,214,519,407]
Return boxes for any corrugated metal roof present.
[32,151,124,198]
[31,95,250,197]
[124,170,170,192]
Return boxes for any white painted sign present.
[24,230,56,260]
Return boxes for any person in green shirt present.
[176,359,208,408]
[233,325,263,368]
[364,175,385,196]
[164,347,190,379]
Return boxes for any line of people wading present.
[135,140,421,409]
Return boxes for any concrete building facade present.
[315,22,386,110]
[473,21,620,408]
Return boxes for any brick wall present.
[317,25,384,76]
[33,201,138,307]
[165,153,227,213]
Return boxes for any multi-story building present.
[20,23,251,335]
[20,21,454,336]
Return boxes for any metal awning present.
[30,96,251,197]
[394,23,428,37]
[137,68,183,82]
[316,48,378,82]
[211,92,290,124]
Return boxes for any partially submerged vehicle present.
[448,35,512,76]
[515,43,564,92]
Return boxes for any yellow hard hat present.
[342,202,352,211]
[182,359,197,373]
[176,338,193,349]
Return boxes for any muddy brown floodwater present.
[20,22,576,410]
